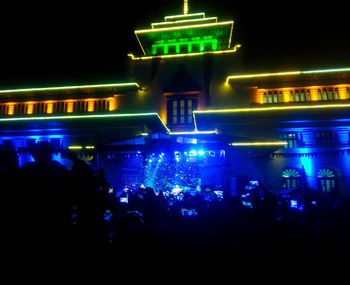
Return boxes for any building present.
[1,1,350,196]
[198,68,350,195]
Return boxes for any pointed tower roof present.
[130,1,238,60]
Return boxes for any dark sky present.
[0,1,349,88]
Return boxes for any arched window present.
[282,168,301,189]
[317,168,336,193]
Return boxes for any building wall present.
[227,147,350,196]
[127,52,242,123]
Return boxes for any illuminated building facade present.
[1,1,350,195]
[195,68,350,195]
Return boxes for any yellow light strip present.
[164,13,205,21]
[0,113,170,133]
[134,32,147,55]
[230,141,287,146]
[226,71,301,82]
[228,20,234,48]
[128,45,240,61]
[156,114,171,133]
[68,146,83,150]
[68,145,95,150]
[226,67,350,84]
[184,0,188,15]
[151,17,218,29]
[303,68,350,74]
[193,112,198,131]
[135,21,233,34]
[194,103,350,115]
[0,82,140,94]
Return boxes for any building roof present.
[225,67,350,87]
[194,103,350,140]
[0,82,140,102]
[133,10,234,59]
[0,113,169,145]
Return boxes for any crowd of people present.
[2,141,350,276]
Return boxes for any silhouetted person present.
[1,144,20,259]
[18,141,70,258]
[62,150,104,252]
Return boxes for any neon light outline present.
[128,44,240,60]
[194,103,350,114]
[230,142,287,146]
[164,13,205,21]
[0,82,140,94]
[135,21,233,34]
[0,112,170,132]
[226,67,350,84]
[169,130,218,135]
[151,17,218,29]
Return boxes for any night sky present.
[0,1,349,88]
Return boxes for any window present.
[0,104,5,115]
[319,88,340,101]
[45,102,54,114]
[86,100,96,112]
[167,98,197,125]
[313,131,333,147]
[56,102,65,113]
[262,92,268,103]
[25,103,34,115]
[17,103,25,115]
[317,168,336,193]
[65,101,75,113]
[6,104,15,115]
[290,89,311,102]
[282,168,301,189]
[334,88,339,100]
[263,90,283,104]
[279,132,303,148]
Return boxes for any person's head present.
[29,141,53,164]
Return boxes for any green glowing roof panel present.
[135,22,233,56]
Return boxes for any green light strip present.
[135,21,233,34]
[226,67,350,83]
[0,82,140,94]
